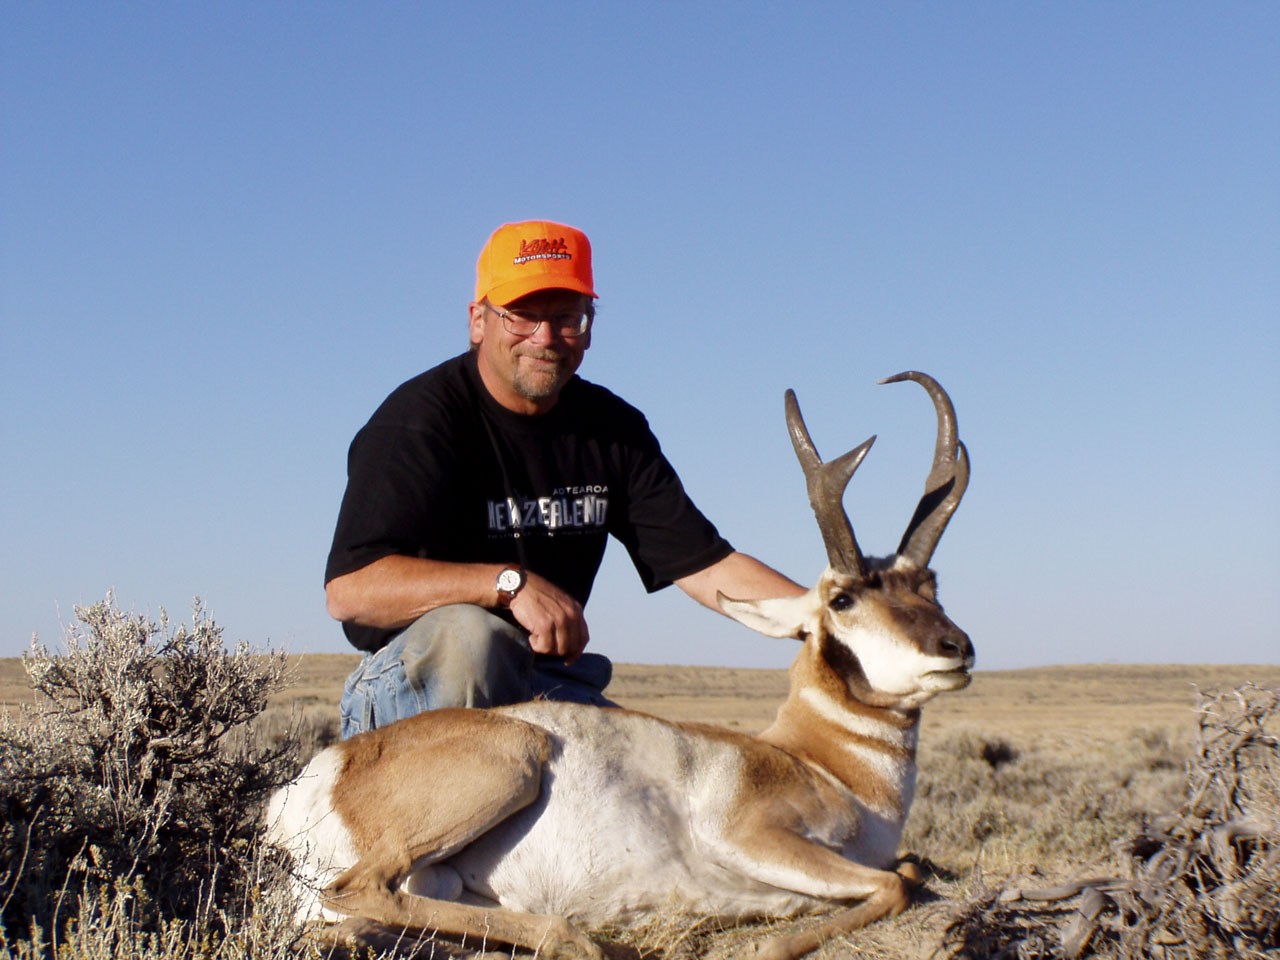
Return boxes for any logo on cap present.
[514,238,572,265]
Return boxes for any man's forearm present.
[674,552,807,613]
[327,555,590,660]
[325,555,506,628]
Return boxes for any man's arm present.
[326,555,590,662]
[674,551,807,612]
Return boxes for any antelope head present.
[721,372,974,710]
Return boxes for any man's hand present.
[326,556,590,662]
[508,571,590,663]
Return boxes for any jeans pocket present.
[341,643,437,736]
[339,655,375,739]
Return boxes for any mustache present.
[515,347,569,363]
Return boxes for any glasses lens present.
[500,311,539,336]
[497,306,590,338]
[555,314,591,337]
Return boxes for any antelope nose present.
[939,630,973,661]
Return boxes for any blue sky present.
[2,2,1277,670]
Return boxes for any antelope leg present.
[325,883,601,960]
[749,862,922,960]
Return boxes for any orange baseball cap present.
[475,220,596,306]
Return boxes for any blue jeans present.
[339,604,616,739]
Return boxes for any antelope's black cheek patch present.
[819,632,861,679]
[818,631,874,701]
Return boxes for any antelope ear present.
[716,591,813,641]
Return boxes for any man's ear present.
[716,591,813,640]
[468,301,486,347]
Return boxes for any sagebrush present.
[0,596,304,951]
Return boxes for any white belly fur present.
[445,703,842,925]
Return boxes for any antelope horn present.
[880,371,970,568]
[784,389,874,580]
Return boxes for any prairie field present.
[5,655,1274,741]
[2,653,1276,959]
[216,653,1280,752]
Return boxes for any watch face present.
[497,568,523,593]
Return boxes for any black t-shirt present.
[326,352,734,652]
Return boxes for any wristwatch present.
[495,566,526,606]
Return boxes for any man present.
[325,220,803,738]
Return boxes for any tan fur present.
[330,708,552,854]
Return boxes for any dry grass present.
[3,648,1277,959]
[943,683,1280,959]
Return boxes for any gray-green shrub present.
[0,596,301,946]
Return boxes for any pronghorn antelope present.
[267,371,973,960]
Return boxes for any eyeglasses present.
[486,302,592,339]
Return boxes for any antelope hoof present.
[895,859,924,889]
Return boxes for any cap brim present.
[485,274,597,307]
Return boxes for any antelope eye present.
[829,593,854,611]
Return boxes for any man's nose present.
[526,321,563,346]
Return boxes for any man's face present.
[469,288,593,415]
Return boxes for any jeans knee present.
[399,605,524,674]
[397,604,533,709]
